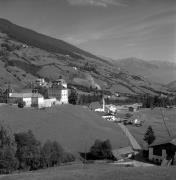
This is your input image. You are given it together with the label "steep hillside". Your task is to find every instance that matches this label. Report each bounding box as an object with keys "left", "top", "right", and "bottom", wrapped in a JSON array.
[
  {"left": 112, "top": 57, "right": 176, "bottom": 84},
  {"left": 0, "top": 19, "right": 169, "bottom": 95},
  {"left": 0, "top": 18, "right": 106, "bottom": 62},
  {"left": 0, "top": 105, "right": 129, "bottom": 152}
]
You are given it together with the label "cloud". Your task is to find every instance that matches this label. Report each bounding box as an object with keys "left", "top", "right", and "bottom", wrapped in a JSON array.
[{"left": 66, "top": 0, "right": 127, "bottom": 7}]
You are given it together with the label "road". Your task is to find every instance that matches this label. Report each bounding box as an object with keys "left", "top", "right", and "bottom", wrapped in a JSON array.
[{"left": 118, "top": 123, "right": 142, "bottom": 150}]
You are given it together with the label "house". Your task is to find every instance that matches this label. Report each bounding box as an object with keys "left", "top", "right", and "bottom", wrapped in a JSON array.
[
  {"left": 102, "top": 114, "right": 117, "bottom": 121},
  {"left": 9, "top": 92, "right": 44, "bottom": 107},
  {"left": 106, "top": 104, "right": 117, "bottom": 114},
  {"left": 52, "top": 78, "right": 67, "bottom": 88},
  {"left": 148, "top": 136, "right": 176, "bottom": 165},
  {"left": 41, "top": 98, "right": 57, "bottom": 108},
  {"left": 47, "top": 84, "right": 68, "bottom": 104},
  {"left": 35, "top": 78, "right": 46, "bottom": 86},
  {"left": 95, "top": 97, "right": 105, "bottom": 112}
]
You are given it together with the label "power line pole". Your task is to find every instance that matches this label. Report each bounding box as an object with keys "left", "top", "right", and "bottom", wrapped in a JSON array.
[{"left": 159, "top": 97, "right": 171, "bottom": 137}]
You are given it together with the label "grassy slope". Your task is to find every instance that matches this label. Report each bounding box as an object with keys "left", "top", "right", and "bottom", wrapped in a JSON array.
[
  {"left": 127, "top": 108, "right": 176, "bottom": 147},
  {"left": 0, "top": 105, "right": 129, "bottom": 153},
  {"left": 0, "top": 164, "right": 176, "bottom": 180}
]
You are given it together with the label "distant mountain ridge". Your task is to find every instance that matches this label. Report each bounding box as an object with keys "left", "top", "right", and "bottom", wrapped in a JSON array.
[
  {"left": 0, "top": 18, "right": 170, "bottom": 95},
  {"left": 111, "top": 57, "right": 176, "bottom": 84}
]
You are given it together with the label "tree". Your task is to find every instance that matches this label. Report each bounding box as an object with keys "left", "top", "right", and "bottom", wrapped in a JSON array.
[
  {"left": 15, "top": 130, "right": 41, "bottom": 170},
  {"left": 89, "top": 139, "right": 115, "bottom": 160},
  {"left": 68, "top": 89, "right": 78, "bottom": 105},
  {"left": 0, "top": 123, "right": 18, "bottom": 174},
  {"left": 143, "top": 126, "right": 156, "bottom": 145}
]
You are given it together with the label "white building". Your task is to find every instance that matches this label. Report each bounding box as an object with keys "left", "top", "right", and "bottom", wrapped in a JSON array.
[
  {"left": 95, "top": 97, "right": 105, "bottom": 112},
  {"left": 47, "top": 85, "right": 68, "bottom": 104},
  {"left": 9, "top": 93, "right": 44, "bottom": 107},
  {"left": 41, "top": 98, "right": 57, "bottom": 108},
  {"left": 102, "top": 114, "right": 117, "bottom": 121}
]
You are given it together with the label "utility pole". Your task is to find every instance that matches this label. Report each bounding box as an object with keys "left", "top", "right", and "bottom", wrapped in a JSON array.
[{"left": 159, "top": 97, "right": 171, "bottom": 137}]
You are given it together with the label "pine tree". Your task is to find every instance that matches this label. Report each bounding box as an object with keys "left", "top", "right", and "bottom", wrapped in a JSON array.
[{"left": 143, "top": 126, "right": 156, "bottom": 145}]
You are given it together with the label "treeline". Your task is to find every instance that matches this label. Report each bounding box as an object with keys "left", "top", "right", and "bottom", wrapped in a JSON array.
[
  {"left": 78, "top": 94, "right": 103, "bottom": 105},
  {"left": 142, "top": 95, "right": 176, "bottom": 108},
  {"left": 0, "top": 124, "right": 75, "bottom": 174},
  {"left": 105, "top": 95, "right": 176, "bottom": 108}
]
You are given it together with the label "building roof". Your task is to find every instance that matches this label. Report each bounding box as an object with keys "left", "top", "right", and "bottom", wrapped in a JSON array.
[
  {"left": 50, "top": 84, "right": 67, "bottom": 90},
  {"left": 89, "top": 101, "right": 101, "bottom": 110},
  {"left": 9, "top": 93, "right": 43, "bottom": 98},
  {"left": 112, "top": 146, "right": 134, "bottom": 157},
  {"left": 149, "top": 136, "right": 176, "bottom": 147}
]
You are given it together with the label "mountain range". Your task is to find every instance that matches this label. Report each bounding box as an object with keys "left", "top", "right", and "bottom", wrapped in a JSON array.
[
  {"left": 0, "top": 18, "right": 174, "bottom": 95},
  {"left": 112, "top": 57, "right": 176, "bottom": 85}
]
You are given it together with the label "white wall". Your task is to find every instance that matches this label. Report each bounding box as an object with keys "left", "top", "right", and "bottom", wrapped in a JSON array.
[
  {"left": 149, "top": 147, "right": 167, "bottom": 163},
  {"left": 23, "top": 97, "right": 32, "bottom": 107},
  {"left": 60, "top": 89, "right": 68, "bottom": 104}
]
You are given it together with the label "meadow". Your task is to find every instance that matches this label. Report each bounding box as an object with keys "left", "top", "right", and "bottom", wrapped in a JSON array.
[
  {"left": 0, "top": 163, "right": 175, "bottom": 180},
  {"left": 0, "top": 104, "right": 129, "bottom": 153},
  {"left": 127, "top": 108, "right": 176, "bottom": 147}
]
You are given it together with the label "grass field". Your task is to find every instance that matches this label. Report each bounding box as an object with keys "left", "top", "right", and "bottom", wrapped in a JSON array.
[
  {"left": 0, "top": 104, "right": 129, "bottom": 153},
  {"left": 127, "top": 108, "right": 176, "bottom": 147},
  {"left": 0, "top": 163, "right": 176, "bottom": 180}
]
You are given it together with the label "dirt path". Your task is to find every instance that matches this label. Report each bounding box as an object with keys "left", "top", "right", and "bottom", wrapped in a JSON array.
[{"left": 118, "top": 123, "right": 142, "bottom": 150}]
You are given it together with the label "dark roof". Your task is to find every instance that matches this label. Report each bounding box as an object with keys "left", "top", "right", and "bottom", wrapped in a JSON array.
[{"left": 149, "top": 136, "right": 176, "bottom": 147}]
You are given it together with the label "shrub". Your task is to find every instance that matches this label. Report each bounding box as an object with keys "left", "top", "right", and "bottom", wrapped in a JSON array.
[
  {"left": 41, "top": 140, "right": 75, "bottom": 167},
  {"left": 18, "top": 101, "right": 25, "bottom": 108},
  {"left": 89, "top": 139, "right": 115, "bottom": 160}
]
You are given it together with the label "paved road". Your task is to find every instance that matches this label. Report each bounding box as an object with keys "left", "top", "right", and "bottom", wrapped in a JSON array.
[{"left": 118, "top": 123, "right": 142, "bottom": 150}]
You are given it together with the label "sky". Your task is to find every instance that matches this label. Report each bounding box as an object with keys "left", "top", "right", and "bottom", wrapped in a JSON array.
[{"left": 0, "top": 0, "right": 175, "bottom": 61}]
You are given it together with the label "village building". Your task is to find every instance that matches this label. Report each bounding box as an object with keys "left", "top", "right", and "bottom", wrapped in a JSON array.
[
  {"left": 102, "top": 113, "right": 117, "bottom": 122},
  {"left": 52, "top": 79, "right": 67, "bottom": 88},
  {"left": 148, "top": 136, "right": 176, "bottom": 165},
  {"left": 95, "top": 97, "right": 106, "bottom": 112},
  {"left": 8, "top": 92, "right": 58, "bottom": 108},
  {"left": 8, "top": 92, "right": 44, "bottom": 107},
  {"left": 35, "top": 78, "right": 47, "bottom": 87},
  {"left": 47, "top": 79, "right": 68, "bottom": 104}
]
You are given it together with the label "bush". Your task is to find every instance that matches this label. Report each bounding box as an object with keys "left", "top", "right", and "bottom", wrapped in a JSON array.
[
  {"left": 89, "top": 139, "right": 115, "bottom": 160},
  {"left": 41, "top": 140, "right": 75, "bottom": 167},
  {"left": 18, "top": 101, "right": 25, "bottom": 108}
]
